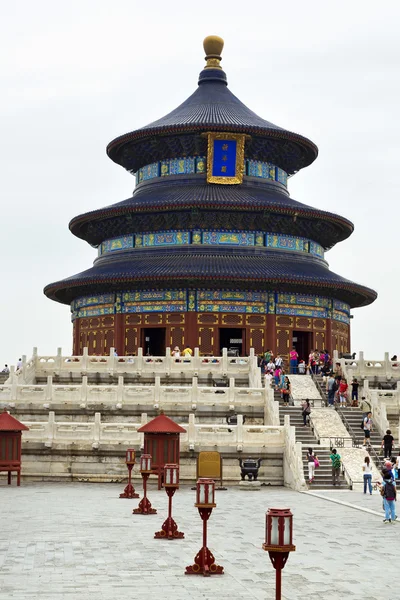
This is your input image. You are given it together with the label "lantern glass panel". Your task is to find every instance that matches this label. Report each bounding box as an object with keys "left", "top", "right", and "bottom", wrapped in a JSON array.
[
  {"left": 284, "top": 516, "right": 291, "bottom": 546},
  {"left": 172, "top": 468, "right": 178, "bottom": 485},
  {"left": 199, "top": 482, "right": 206, "bottom": 505},
  {"left": 271, "top": 516, "right": 279, "bottom": 545},
  {"left": 165, "top": 468, "right": 171, "bottom": 485}
]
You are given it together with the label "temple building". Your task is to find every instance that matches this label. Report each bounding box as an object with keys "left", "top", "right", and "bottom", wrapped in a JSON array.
[{"left": 44, "top": 36, "right": 376, "bottom": 359}]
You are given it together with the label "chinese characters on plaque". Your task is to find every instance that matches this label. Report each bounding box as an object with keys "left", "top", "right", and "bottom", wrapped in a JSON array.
[{"left": 206, "top": 133, "right": 246, "bottom": 184}]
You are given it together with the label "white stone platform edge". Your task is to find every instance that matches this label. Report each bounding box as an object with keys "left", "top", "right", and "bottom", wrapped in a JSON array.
[
  {"left": 239, "top": 480, "right": 261, "bottom": 490},
  {"left": 302, "top": 490, "right": 398, "bottom": 521}
]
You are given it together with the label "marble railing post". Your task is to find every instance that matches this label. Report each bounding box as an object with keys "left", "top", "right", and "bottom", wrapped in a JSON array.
[
  {"left": 191, "top": 377, "right": 198, "bottom": 409},
  {"left": 188, "top": 413, "right": 196, "bottom": 449},
  {"left": 222, "top": 347, "right": 228, "bottom": 375},
  {"left": 82, "top": 347, "right": 88, "bottom": 371},
  {"left": 80, "top": 376, "right": 88, "bottom": 407},
  {"left": 44, "top": 411, "right": 55, "bottom": 448},
  {"left": 21, "top": 355, "right": 27, "bottom": 381},
  {"left": 45, "top": 376, "right": 53, "bottom": 402},
  {"left": 140, "top": 413, "right": 147, "bottom": 449},
  {"left": 154, "top": 376, "right": 161, "bottom": 406},
  {"left": 93, "top": 412, "right": 101, "bottom": 449},
  {"left": 10, "top": 367, "right": 17, "bottom": 401},
  {"left": 358, "top": 351, "right": 365, "bottom": 378},
  {"left": 108, "top": 347, "right": 115, "bottom": 373},
  {"left": 384, "top": 352, "right": 390, "bottom": 378},
  {"left": 56, "top": 348, "right": 62, "bottom": 373},
  {"left": 137, "top": 347, "right": 143, "bottom": 375},
  {"left": 236, "top": 414, "right": 243, "bottom": 451},
  {"left": 228, "top": 378, "right": 235, "bottom": 408},
  {"left": 193, "top": 347, "right": 200, "bottom": 375},
  {"left": 117, "top": 376, "right": 124, "bottom": 407},
  {"left": 264, "top": 384, "right": 279, "bottom": 426},
  {"left": 165, "top": 347, "right": 171, "bottom": 374},
  {"left": 32, "top": 347, "right": 38, "bottom": 369}
]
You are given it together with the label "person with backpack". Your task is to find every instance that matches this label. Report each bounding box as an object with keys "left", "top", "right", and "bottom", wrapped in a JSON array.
[
  {"left": 362, "top": 456, "right": 373, "bottom": 494},
  {"left": 362, "top": 412, "right": 373, "bottom": 448},
  {"left": 330, "top": 449, "right": 341, "bottom": 486},
  {"left": 378, "top": 470, "right": 397, "bottom": 523}
]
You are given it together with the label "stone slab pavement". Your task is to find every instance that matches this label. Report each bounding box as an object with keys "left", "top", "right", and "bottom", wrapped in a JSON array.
[{"left": 0, "top": 481, "right": 397, "bottom": 600}]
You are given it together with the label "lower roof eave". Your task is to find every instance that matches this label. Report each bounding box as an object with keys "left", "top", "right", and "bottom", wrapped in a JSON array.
[{"left": 43, "top": 274, "right": 377, "bottom": 309}]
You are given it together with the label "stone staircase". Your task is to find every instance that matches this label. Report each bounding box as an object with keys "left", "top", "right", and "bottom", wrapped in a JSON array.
[{"left": 275, "top": 389, "right": 349, "bottom": 489}]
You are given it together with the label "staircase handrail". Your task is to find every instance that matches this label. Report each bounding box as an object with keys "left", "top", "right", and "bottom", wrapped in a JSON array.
[
  {"left": 310, "top": 372, "right": 326, "bottom": 406},
  {"left": 328, "top": 436, "right": 360, "bottom": 449},
  {"left": 334, "top": 406, "right": 360, "bottom": 445},
  {"left": 335, "top": 406, "right": 383, "bottom": 471},
  {"left": 340, "top": 461, "right": 355, "bottom": 490}
]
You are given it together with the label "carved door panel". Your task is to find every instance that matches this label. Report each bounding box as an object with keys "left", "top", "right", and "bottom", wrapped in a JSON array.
[
  {"left": 87, "top": 331, "right": 97, "bottom": 355},
  {"left": 199, "top": 327, "right": 215, "bottom": 355},
  {"left": 170, "top": 326, "right": 185, "bottom": 350},
  {"left": 125, "top": 327, "right": 139, "bottom": 355},
  {"left": 249, "top": 328, "right": 265, "bottom": 354},
  {"left": 276, "top": 329, "right": 290, "bottom": 363},
  {"left": 79, "top": 331, "right": 87, "bottom": 354},
  {"left": 104, "top": 329, "right": 114, "bottom": 355},
  {"left": 315, "top": 331, "right": 325, "bottom": 351}
]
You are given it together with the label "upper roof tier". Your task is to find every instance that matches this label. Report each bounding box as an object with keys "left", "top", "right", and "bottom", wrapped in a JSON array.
[{"left": 106, "top": 36, "right": 318, "bottom": 176}]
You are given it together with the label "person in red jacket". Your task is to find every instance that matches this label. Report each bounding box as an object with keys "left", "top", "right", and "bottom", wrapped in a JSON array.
[{"left": 339, "top": 378, "right": 349, "bottom": 407}]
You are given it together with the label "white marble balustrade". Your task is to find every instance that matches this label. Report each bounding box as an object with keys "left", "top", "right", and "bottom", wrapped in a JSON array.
[
  {"left": 6, "top": 347, "right": 259, "bottom": 385},
  {"left": 0, "top": 376, "right": 272, "bottom": 415},
  {"left": 20, "top": 411, "right": 285, "bottom": 452}
]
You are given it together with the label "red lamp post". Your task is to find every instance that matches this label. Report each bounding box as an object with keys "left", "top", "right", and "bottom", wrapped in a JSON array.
[
  {"left": 262, "top": 508, "right": 296, "bottom": 600},
  {"left": 185, "top": 478, "right": 223, "bottom": 576},
  {"left": 154, "top": 463, "right": 184, "bottom": 539},
  {"left": 132, "top": 454, "right": 157, "bottom": 515},
  {"left": 119, "top": 449, "right": 139, "bottom": 498}
]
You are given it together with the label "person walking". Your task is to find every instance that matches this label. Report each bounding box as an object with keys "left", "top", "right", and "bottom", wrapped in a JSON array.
[
  {"left": 363, "top": 412, "right": 373, "bottom": 448},
  {"left": 396, "top": 452, "right": 400, "bottom": 481},
  {"left": 289, "top": 347, "right": 298, "bottom": 374},
  {"left": 351, "top": 378, "right": 359, "bottom": 406},
  {"left": 338, "top": 378, "right": 348, "bottom": 407},
  {"left": 330, "top": 448, "right": 341, "bottom": 486},
  {"left": 280, "top": 375, "right": 291, "bottom": 406},
  {"left": 326, "top": 372, "right": 336, "bottom": 407},
  {"left": 379, "top": 470, "right": 397, "bottom": 523},
  {"left": 302, "top": 399, "right": 311, "bottom": 426},
  {"left": 273, "top": 365, "right": 282, "bottom": 390},
  {"left": 363, "top": 456, "right": 373, "bottom": 495},
  {"left": 306, "top": 447, "right": 318, "bottom": 484},
  {"left": 382, "top": 430, "right": 394, "bottom": 459}
]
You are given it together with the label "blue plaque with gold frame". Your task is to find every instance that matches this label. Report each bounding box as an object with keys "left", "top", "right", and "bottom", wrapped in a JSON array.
[{"left": 206, "top": 132, "right": 246, "bottom": 184}]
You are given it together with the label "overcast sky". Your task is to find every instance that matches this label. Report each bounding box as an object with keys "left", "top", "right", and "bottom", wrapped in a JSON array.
[{"left": 1, "top": 0, "right": 399, "bottom": 367}]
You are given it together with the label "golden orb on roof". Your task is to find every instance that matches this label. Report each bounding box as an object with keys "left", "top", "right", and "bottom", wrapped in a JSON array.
[{"left": 203, "top": 35, "right": 224, "bottom": 69}]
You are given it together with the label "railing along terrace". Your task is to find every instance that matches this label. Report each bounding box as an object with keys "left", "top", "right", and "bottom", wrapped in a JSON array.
[
  {"left": 0, "top": 376, "right": 274, "bottom": 418},
  {"left": 21, "top": 411, "right": 286, "bottom": 452},
  {"left": 9, "top": 347, "right": 259, "bottom": 384},
  {"left": 334, "top": 350, "right": 400, "bottom": 380}
]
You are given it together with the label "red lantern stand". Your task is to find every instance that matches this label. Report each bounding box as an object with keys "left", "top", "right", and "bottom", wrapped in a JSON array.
[
  {"left": 0, "top": 410, "right": 29, "bottom": 486},
  {"left": 262, "top": 508, "right": 296, "bottom": 600},
  {"left": 133, "top": 454, "right": 157, "bottom": 515},
  {"left": 119, "top": 449, "right": 139, "bottom": 498},
  {"left": 137, "top": 414, "right": 186, "bottom": 489},
  {"left": 185, "top": 478, "right": 224, "bottom": 576},
  {"left": 154, "top": 463, "right": 184, "bottom": 539}
]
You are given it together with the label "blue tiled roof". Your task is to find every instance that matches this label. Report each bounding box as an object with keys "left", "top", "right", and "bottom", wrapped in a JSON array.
[
  {"left": 44, "top": 247, "right": 377, "bottom": 308},
  {"left": 106, "top": 67, "right": 318, "bottom": 175},
  {"left": 69, "top": 178, "right": 353, "bottom": 249}
]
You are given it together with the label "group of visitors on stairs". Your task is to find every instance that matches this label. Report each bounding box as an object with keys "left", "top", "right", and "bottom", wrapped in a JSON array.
[{"left": 259, "top": 348, "right": 333, "bottom": 377}]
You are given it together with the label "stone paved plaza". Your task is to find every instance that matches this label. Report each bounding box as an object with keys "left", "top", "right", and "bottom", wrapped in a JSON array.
[{"left": 0, "top": 481, "right": 397, "bottom": 600}]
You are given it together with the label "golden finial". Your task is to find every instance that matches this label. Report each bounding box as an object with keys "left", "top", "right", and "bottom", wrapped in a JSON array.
[{"left": 203, "top": 35, "right": 224, "bottom": 70}]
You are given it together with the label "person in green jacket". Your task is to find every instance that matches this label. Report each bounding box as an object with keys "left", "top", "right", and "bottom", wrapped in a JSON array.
[{"left": 330, "top": 449, "right": 341, "bottom": 486}]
